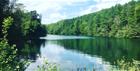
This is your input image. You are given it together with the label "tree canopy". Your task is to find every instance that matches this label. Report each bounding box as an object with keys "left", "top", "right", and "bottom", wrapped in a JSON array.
[
  {"left": 0, "top": 0, "right": 47, "bottom": 40},
  {"left": 47, "top": 0, "right": 140, "bottom": 38}
]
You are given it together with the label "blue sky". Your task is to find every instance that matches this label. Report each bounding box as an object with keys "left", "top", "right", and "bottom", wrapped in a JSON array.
[{"left": 17, "top": 0, "right": 131, "bottom": 24}]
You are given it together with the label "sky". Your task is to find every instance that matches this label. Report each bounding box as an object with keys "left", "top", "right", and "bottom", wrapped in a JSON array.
[{"left": 17, "top": 0, "right": 131, "bottom": 24}]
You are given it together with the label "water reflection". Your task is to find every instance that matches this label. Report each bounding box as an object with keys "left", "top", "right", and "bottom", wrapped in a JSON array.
[
  {"left": 17, "top": 39, "right": 45, "bottom": 60},
  {"left": 26, "top": 42, "right": 114, "bottom": 71},
  {"left": 21, "top": 35, "right": 140, "bottom": 71},
  {"left": 53, "top": 38, "right": 140, "bottom": 64}
]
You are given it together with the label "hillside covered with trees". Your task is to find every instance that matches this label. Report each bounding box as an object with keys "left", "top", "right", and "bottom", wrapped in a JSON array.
[{"left": 47, "top": 0, "right": 140, "bottom": 38}]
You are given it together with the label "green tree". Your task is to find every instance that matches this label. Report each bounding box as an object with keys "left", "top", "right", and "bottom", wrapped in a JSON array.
[
  {"left": 47, "top": 0, "right": 140, "bottom": 38},
  {"left": 0, "top": 17, "right": 26, "bottom": 71}
]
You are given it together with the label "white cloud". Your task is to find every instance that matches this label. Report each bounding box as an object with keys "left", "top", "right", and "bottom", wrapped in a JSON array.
[
  {"left": 43, "top": 13, "right": 67, "bottom": 24},
  {"left": 18, "top": 0, "right": 88, "bottom": 24},
  {"left": 79, "top": 0, "right": 131, "bottom": 16},
  {"left": 79, "top": 5, "right": 97, "bottom": 15},
  {"left": 94, "top": 0, "right": 131, "bottom": 11},
  {"left": 18, "top": 0, "right": 131, "bottom": 24}
]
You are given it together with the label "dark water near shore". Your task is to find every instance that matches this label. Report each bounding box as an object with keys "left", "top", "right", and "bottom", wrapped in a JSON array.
[{"left": 17, "top": 35, "right": 140, "bottom": 71}]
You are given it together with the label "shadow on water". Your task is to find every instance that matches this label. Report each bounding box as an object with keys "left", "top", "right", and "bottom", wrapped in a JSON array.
[{"left": 9, "top": 38, "right": 46, "bottom": 61}]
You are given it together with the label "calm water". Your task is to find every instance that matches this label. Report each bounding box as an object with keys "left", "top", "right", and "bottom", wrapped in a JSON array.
[{"left": 18, "top": 35, "right": 140, "bottom": 71}]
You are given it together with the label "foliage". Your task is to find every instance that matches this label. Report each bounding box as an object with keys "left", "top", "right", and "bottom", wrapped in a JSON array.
[
  {"left": 2, "top": 17, "right": 13, "bottom": 38},
  {"left": 37, "top": 58, "right": 58, "bottom": 71},
  {"left": 0, "top": 0, "right": 47, "bottom": 40},
  {"left": 0, "top": 0, "right": 47, "bottom": 70},
  {"left": 0, "top": 0, "right": 10, "bottom": 37},
  {"left": 0, "top": 0, "right": 47, "bottom": 71},
  {"left": 115, "top": 59, "right": 140, "bottom": 71},
  {"left": 47, "top": 0, "right": 140, "bottom": 38},
  {"left": 0, "top": 40, "right": 27, "bottom": 71},
  {"left": 9, "top": 10, "right": 47, "bottom": 40},
  {"left": 0, "top": 17, "right": 27, "bottom": 71}
]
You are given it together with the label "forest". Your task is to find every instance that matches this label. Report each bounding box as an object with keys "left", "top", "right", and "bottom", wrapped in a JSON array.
[
  {"left": 0, "top": 0, "right": 47, "bottom": 70},
  {"left": 47, "top": 0, "right": 140, "bottom": 38}
]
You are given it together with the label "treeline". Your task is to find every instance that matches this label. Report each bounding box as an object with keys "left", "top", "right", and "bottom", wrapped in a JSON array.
[
  {"left": 0, "top": 0, "right": 47, "bottom": 41},
  {"left": 47, "top": 0, "right": 140, "bottom": 38}
]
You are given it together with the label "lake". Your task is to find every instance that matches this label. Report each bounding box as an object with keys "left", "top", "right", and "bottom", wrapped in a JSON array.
[{"left": 18, "top": 35, "right": 140, "bottom": 71}]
